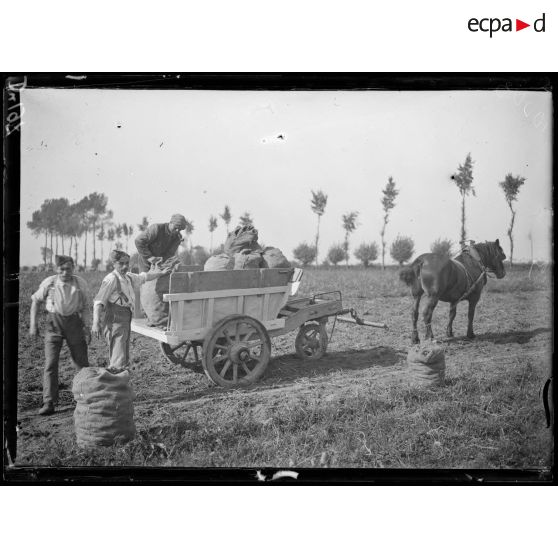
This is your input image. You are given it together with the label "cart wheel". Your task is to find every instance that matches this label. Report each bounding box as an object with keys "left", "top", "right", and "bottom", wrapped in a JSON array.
[
  {"left": 295, "top": 322, "right": 328, "bottom": 360},
  {"left": 202, "top": 314, "right": 271, "bottom": 387},
  {"left": 159, "top": 341, "right": 202, "bottom": 370}
]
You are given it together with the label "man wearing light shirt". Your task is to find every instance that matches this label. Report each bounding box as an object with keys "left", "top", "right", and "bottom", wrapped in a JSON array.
[
  {"left": 92, "top": 250, "right": 170, "bottom": 371},
  {"left": 29, "top": 255, "right": 91, "bottom": 416}
]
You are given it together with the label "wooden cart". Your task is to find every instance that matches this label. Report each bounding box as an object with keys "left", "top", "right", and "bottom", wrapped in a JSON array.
[{"left": 131, "top": 267, "right": 386, "bottom": 387}]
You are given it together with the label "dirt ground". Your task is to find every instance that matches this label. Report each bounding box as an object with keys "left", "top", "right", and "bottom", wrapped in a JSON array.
[{"left": 13, "top": 268, "right": 552, "bottom": 468}]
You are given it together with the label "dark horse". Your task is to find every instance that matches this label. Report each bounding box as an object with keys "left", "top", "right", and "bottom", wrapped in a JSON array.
[{"left": 399, "top": 239, "right": 506, "bottom": 344}]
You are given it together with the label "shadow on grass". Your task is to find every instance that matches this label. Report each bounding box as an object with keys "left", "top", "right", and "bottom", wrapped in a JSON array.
[
  {"left": 135, "top": 346, "right": 407, "bottom": 406},
  {"left": 444, "top": 327, "right": 551, "bottom": 346},
  {"left": 263, "top": 345, "right": 406, "bottom": 383}
]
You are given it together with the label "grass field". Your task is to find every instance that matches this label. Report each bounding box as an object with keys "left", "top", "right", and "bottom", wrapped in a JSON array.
[{"left": 13, "top": 264, "right": 553, "bottom": 470}]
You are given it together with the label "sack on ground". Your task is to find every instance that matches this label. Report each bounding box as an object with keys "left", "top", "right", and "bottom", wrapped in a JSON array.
[
  {"left": 72, "top": 367, "right": 136, "bottom": 447},
  {"left": 140, "top": 257, "right": 175, "bottom": 326},
  {"left": 234, "top": 250, "right": 263, "bottom": 269},
  {"left": 406, "top": 342, "right": 445, "bottom": 386},
  {"left": 261, "top": 246, "right": 290, "bottom": 268},
  {"left": 204, "top": 253, "right": 234, "bottom": 271},
  {"left": 224, "top": 224, "right": 261, "bottom": 255}
]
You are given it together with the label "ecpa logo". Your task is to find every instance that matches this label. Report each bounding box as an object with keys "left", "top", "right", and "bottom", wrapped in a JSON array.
[{"left": 468, "top": 12, "right": 546, "bottom": 37}]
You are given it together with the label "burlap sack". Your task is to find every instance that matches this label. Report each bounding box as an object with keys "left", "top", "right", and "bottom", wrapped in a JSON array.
[
  {"left": 72, "top": 367, "right": 136, "bottom": 447},
  {"left": 261, "top": 246, "right": 290, "bottom": 268},
  {"left": 204, "top": 253, "right": 234, "bottom": 271},
  {"left": 224, "top": 225, "right": 261, "bottom": 255},
  {"left": 234, "top": 250, "right": 263, "bottom": 269},
  {"left": 406, "top": 342, "right": 446, "bottom": 386},
  {"left": 139, "top": 257, "right": 177, "bottom": 327}
]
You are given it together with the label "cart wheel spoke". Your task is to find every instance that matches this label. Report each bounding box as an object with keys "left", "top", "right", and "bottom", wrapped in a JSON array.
[
  {"left": 160, "top": 342, "right": 203, "bottom": 370},
  {"left": 202, "top": 314, "right": 271, "bottom": 387},
  {"left": 219, "top": 359, "right": 232, "bottom": 378},
  {"left": 213, "top": 353, "right": 228, "bottom": 363},
  {"left": 242, "top": 331, "right": 255, "bottom": 343},
  {"left": 295, "top": 323, "right": 328, "bottom": 361},
  {"left": 223, "top": 329, "right": 234, "bottom": 345}
]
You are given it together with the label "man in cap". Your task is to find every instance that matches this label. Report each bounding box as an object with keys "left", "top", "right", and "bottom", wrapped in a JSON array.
[
  {"left": 29, "top": 255, "right": 91, "bottom": 415},
  {"left": 92, "top": 250, "right": 170, "bottom": 370},
  {"left": 134, "top": 214, "right": 187, "bottom": 272}
]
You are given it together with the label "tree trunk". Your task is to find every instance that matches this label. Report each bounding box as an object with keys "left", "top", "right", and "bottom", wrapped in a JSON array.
[
  {"left": 74, "top": 237, "right": 79, "bottom": 263},
  {"left": 61, "top": 235, "right": 65, "bottom": 254},
  {"left": 49, "top": 232, "right": 53, "bottom": 265},
  {"left": 92, "top": 221, "right": 96, "bottom": 262},
  {"left": 84, "top": 229, "right": 88, "bottom": 269},
  {"left": 55, "top": 234, "right": 58, "bottom": 257},
  {"left": 380, "top": 214, "right": 389, "bottom": 271},
  {"left": 44, "top": 231, "right": 48, "bottom": 265},
  {"left": 508, "top": 208, "right": 516, "bottom": 269},
  {"left": 460, "top": 193, "right": 466, "bottom": 243},
  {"left": 69, "top": 236, "right": 73, "bottom": 255},
  {"left": 315, "top": 216, "right": 321, "bottom": 268},
  {"left": 344, "top": 235, "right": 349, "bottom": 268}
]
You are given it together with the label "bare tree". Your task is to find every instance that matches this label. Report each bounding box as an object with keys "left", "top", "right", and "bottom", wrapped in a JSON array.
[
  {"left": 341, "top": 212, "right": 359, "bottom": 267},
  {"left": 354, "top": 242, "right": 379, "bottom": 268},
  {"left": 208, "top": 215, "right": 218, "bottom": 252},
  {"left": 499, "top": 173, "right": 526, "bottom": 268},
  {"left": 430, "top": 238, "right": 453, "bottom": 258},
  {"left": 239, "top": 212, "right": 253, "bottom": 227},
  {"left": 310, "top": 190, "right": 328, "bottom": 267},
  {"left": 390, "top": 235, "right": 415, "bottom": 265},
  {"left": 380, "top": 177, "right": 398, "bottom": 270},
  {"left": 184, "top": 219, "right": 195, "bottom": 252},
  {"left": 453, "top": 153, "right": 475, "bottom": 243},
  {"left": 138, "top": 216, "right": 149, "bottom": 232},
  {"left": 220, "top": 205, "right": 232, "bottom": 235}
]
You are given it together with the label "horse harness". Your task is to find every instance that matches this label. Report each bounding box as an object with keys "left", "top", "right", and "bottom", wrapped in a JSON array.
[{"left": 453, "top": 246, "right": 488, "bottom": 302}]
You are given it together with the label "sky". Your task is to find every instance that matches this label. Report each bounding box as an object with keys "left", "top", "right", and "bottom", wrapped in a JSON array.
[{"left": 19, "top": 87, "right": 552, "bottom": 267}]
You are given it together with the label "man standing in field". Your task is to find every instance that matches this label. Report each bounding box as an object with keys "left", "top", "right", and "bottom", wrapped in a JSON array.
[
  {"left": 29, "top": 255, "right": 91, "bottom": 415},
  {"left": 134, "top": 214, "right": 187, "bottom": 272}
]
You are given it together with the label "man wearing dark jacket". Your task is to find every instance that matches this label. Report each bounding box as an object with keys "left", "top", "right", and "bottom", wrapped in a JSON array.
[{"left": 134, "top": 214, "right": 187, "bottom": 271}]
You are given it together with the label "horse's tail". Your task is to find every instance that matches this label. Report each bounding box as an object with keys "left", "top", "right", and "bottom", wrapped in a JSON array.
[{"left": 399, "top": 257, "right": 422, "bottom": 286}]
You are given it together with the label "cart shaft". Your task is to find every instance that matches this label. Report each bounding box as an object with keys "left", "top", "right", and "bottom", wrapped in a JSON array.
[{"left": 336, "top": 315, "right": 388, "bottom": 329}]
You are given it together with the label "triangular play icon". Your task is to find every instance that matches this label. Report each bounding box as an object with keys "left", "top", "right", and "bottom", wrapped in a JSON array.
[{"left": 516, "top": 19, "right": 530, "bottom": 31}]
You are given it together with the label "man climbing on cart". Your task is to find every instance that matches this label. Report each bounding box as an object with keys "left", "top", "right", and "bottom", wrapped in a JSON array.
[{"left": 134, "top": 213, "right": 187, "bottom": 272}]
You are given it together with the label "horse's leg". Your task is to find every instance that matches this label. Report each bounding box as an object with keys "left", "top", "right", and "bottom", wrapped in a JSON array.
[
  {"left": 411, "top": 290, "right": 422, "bottom": 345},
  {"left": 422, "top": 295, "right": 439, "bottom": 341},
  {"left": 466, "top": 295, "right": 480, "bottom": 339},
  {"left": 446, "top": 302, "right": 457, "bottom": 338}
]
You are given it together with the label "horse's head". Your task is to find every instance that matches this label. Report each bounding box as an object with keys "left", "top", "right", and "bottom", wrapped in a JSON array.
[{"left": 479, "top": 239, "right": 506, "bottom": 278}]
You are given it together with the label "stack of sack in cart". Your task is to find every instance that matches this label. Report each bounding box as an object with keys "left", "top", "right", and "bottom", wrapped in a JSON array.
[{"left": 204, "top": 224, "right": 290, "bottom": 270}]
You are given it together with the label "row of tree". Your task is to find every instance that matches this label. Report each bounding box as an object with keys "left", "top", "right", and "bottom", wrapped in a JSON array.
[
  {"left": 27, "top": 193, "right": 148, "bottom": 269},
  {"left": 27, "top": 194, "right": 259, "bottom": 270},
  {"left": 292, "top": 236, "right": 454, "bottom": 267},
  {"left": 306, "top": 154, "right": 525, "bottom": 269},
  {"left": 27, "top": 154, "right": 526, "bottom": 269}
]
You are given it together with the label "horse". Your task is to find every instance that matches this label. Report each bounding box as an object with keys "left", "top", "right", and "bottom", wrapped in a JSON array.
[{"left": 399, "top": 239, "right": 507, "bottom": 344}]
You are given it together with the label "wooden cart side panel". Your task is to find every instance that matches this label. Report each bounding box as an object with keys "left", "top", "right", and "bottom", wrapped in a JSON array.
[
  {"left": 260, "top": 268, "right": 293, "bottom": 287},
  {"left": 168, "top": 287, "right": 291, "bottom": 331},
  {"left": 169, "top": 269, "right": 261, "bottom": 294},
  {"left": 169, "top": 268, "right": 293, "bottom": 294}
]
